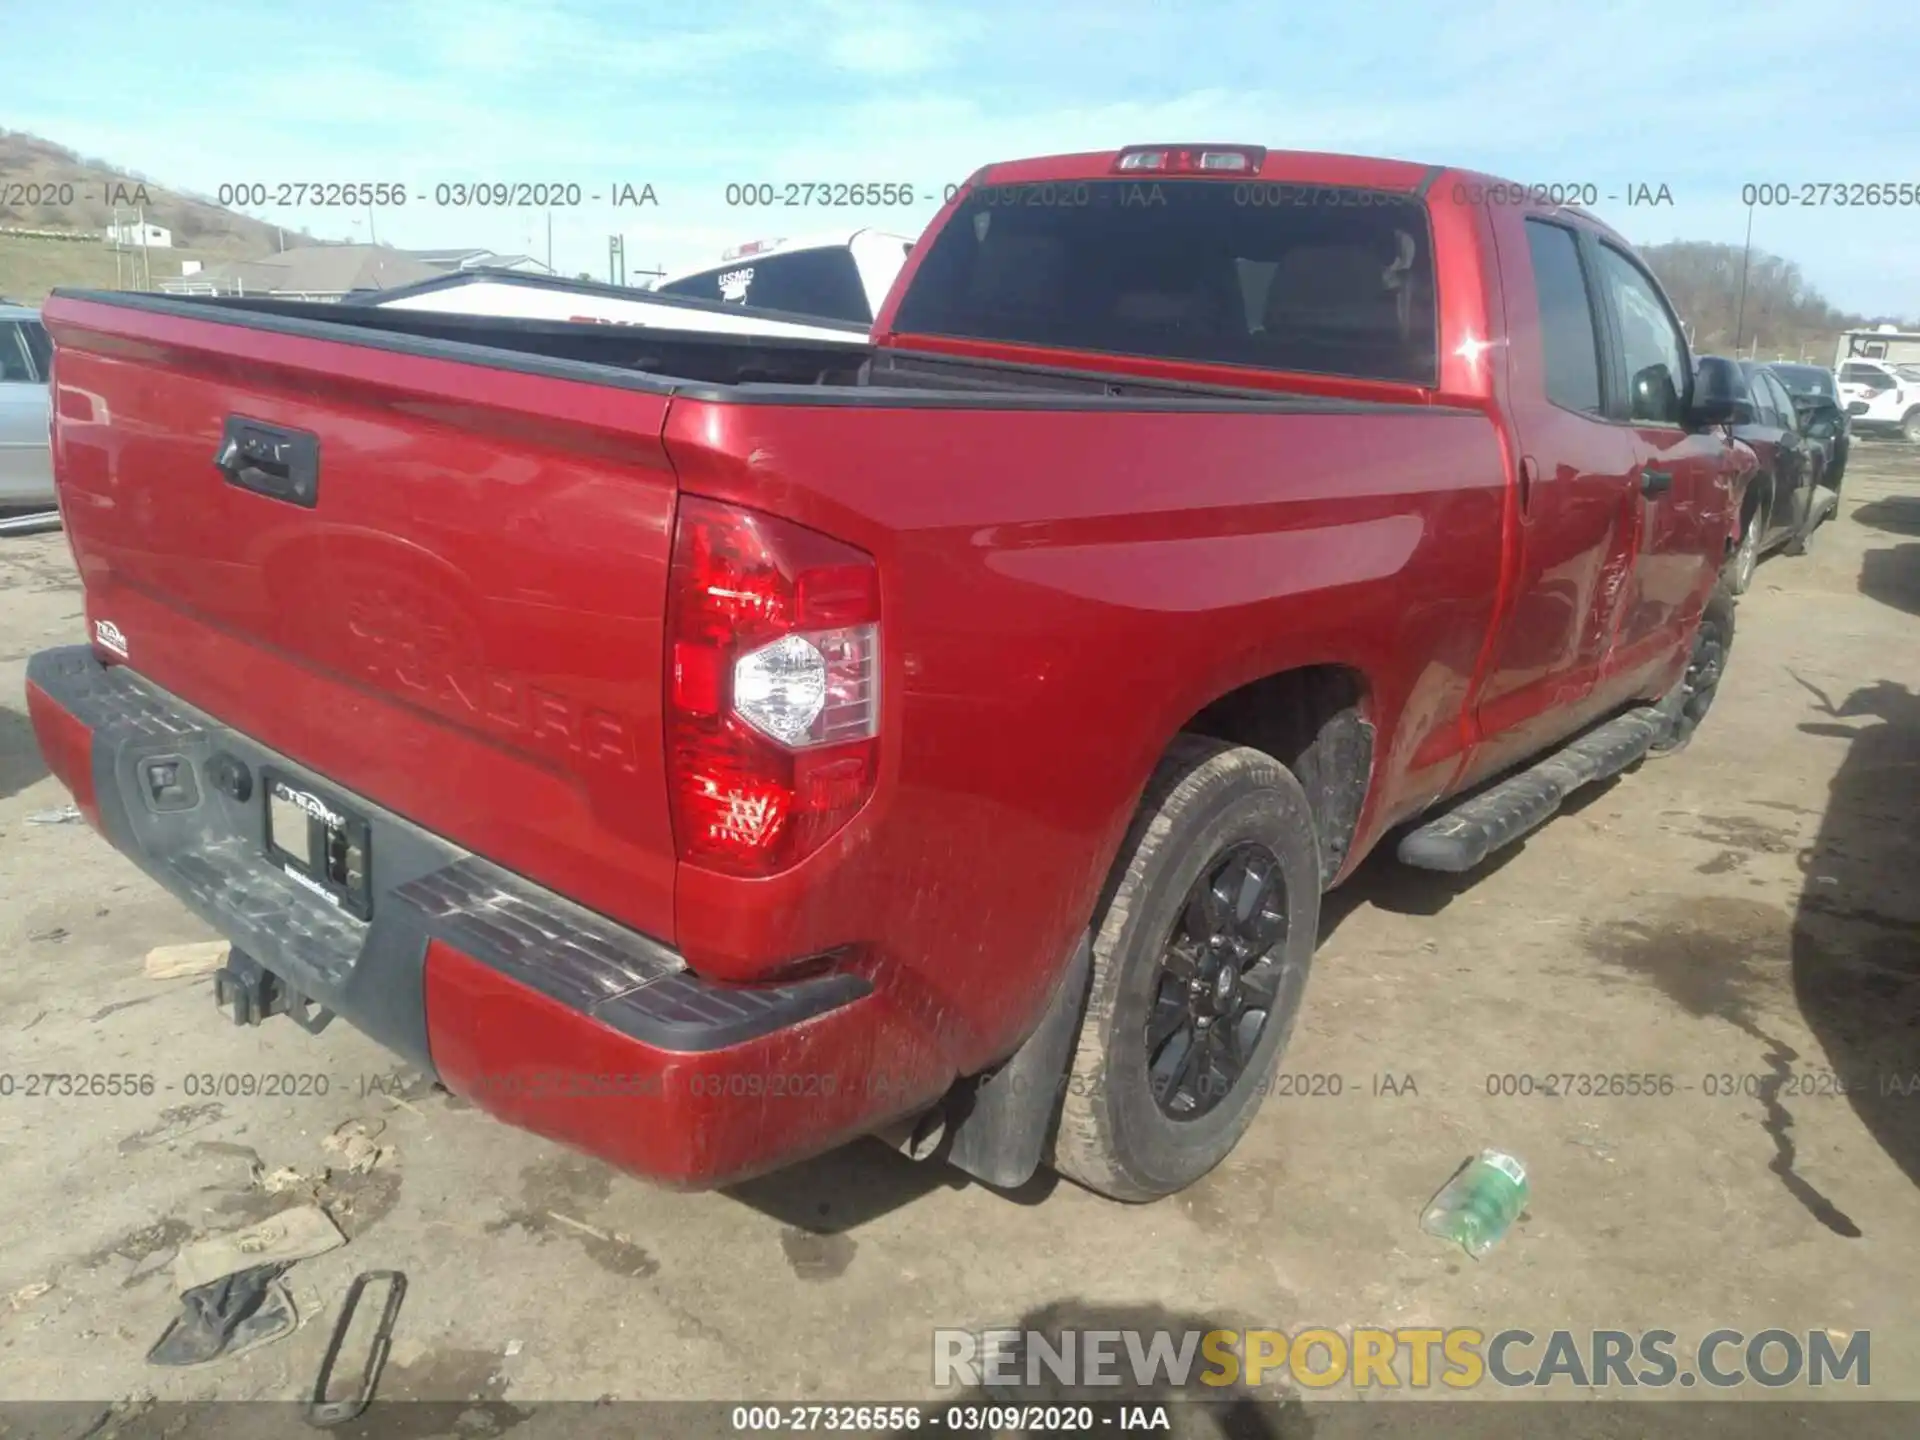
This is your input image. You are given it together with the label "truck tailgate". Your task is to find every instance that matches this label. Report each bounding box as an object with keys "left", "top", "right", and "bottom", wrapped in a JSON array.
[{"left": 42, "top": 294, "right": 681, "bottom": 945}]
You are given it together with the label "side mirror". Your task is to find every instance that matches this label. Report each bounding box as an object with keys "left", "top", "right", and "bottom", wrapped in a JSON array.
[
  {"left": 1687, "top": 356, "right": 1742, "bottom": 429},
  {"left": 1630, "top": 363, "right": 1680, "bottom": 424}
]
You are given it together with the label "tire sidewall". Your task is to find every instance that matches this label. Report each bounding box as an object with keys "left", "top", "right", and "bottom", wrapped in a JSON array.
[{"left": 1085, "top": 762, "right": 1320, "bottom": 1197}]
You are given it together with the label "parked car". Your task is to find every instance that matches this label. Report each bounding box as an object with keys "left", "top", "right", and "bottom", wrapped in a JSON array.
[
  {"left": 0, "top": 303, "right": 54, "bottom": 509},
  {"left": 1770, "top": 361, "right": 1850, "bottom": 491},
  {"left": 1836, "top": 357, "right": 1920, "bottom": 442},
  {"left": 29, "top": 144, "right": 1749, "bottom": 1202},
  {"left": 1706, "top": 357, "right": 1823, "bottom": 593}
]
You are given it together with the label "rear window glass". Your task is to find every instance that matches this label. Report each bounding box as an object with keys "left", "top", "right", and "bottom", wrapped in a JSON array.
[
  {"left": 655, "top": 248, "right": 871, "bottom": 324},
  {"left": 892, "top": 180, "right": 1437, "bottom": 384},
  {"left": 1770, "top": 364, "right": 1835, "bottom": 399}
]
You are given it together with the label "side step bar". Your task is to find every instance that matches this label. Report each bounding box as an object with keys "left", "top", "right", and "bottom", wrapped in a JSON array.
[{"left": 1397, "top": 705, "right": 1667, "bottom": 872}]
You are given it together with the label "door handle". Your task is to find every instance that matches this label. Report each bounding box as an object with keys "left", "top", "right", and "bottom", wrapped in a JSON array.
[
  {"left": 214, "top": 416, "right": 320, "bottom": 508},
  {"left": 1640, "top": 467, "right": 1673, "bottom": 497}
]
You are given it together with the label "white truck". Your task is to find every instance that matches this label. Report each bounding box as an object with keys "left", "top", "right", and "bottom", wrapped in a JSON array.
[{"left": 358, "top": 228, "right": 914, "bottom": 343}]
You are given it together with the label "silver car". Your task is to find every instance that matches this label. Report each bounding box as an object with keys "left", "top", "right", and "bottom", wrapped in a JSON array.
[{"left": 0, "top": 303, "right": 54, "bottom": 508}]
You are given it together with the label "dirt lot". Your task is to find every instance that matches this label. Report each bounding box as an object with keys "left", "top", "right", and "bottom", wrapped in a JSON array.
[{"left": 1, "top": 448, "right": 1917, "bottom": 1421}]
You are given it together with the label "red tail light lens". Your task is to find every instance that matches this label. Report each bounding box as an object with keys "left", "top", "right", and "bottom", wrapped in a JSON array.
[{"left": 666, "top": 497, "right": 881, "bottom": 876}]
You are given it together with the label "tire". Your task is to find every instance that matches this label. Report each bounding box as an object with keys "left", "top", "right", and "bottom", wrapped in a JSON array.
[
  {"left": 1050, "top": 735, "right": 1321, "bottom": 1202},
  {"left": 1904, "top": 408, "right": 1920, "bottom": 445},
  {"left": 1727, "top": 502, "right": 1761, "bottom": 595},
  {"left": 1648, "top": 575, "right": 1736, "bottom": 757}
]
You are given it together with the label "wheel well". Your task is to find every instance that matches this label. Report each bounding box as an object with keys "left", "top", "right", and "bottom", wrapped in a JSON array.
[{"left": 1182, "top": 665, "right": 1374, "bottom": 888}]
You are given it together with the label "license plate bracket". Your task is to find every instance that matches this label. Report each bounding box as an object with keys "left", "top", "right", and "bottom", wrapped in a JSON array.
[{"left": 263, "top": 770, "right": 373, "bottom": 921}]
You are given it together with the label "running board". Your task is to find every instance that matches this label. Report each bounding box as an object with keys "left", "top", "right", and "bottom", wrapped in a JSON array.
[{"left": 1397, "top": 706, "right": 1666, "bottom": 872}]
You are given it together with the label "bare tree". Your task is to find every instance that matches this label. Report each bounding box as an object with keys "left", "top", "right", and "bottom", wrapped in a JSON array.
[{"left": 1643, "top": 241, "right": 1918, "bottom": 360}]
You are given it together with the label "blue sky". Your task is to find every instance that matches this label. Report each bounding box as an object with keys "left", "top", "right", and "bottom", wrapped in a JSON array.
[{"left": 12, "top": 0, "right": 1920, "bottom": 314}]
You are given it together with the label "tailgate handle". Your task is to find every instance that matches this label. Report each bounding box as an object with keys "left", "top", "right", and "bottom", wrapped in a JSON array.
[{"left": 215, "top": 417, "right": 320, "bottom": 508}]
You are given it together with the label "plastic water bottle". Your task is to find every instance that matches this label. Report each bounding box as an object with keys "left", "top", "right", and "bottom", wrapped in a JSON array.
[{"left": 1421, "top": 1150, "right": 1529, "bottom": 1259}]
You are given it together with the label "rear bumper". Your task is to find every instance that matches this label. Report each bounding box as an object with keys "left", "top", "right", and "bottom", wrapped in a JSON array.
[{"left": 24, "top": 645, "right": 937, "bottom": 1187}]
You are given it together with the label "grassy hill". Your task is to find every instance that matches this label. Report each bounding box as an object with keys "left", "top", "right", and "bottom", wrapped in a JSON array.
[{"left": 0, "top": 130, "right": 346, "bottom": 301}]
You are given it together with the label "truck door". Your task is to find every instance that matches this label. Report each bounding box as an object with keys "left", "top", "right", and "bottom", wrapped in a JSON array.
[
  {"left": 1462, "top": 211, "right": 1641, "bottom": 787},
  {"left": 1587, "top": 239, "right": 1733, "bottom": 703}
]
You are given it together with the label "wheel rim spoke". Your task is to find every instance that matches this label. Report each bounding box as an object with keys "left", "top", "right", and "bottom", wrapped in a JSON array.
[
  {"left": 1146, "top": 992, "right": 1191, "bottom": 1054},
  {"left": 1239, "top": 956, "right": 1283, "bottom": 1006},
  {"left": 1165, "top": 1026, "right": 1205, "bottom": 1109}
]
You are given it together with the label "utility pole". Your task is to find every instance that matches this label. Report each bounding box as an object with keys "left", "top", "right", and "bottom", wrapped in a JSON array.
[{"left": 1732, "top": 201, "right": 1754, "bottom": 354}]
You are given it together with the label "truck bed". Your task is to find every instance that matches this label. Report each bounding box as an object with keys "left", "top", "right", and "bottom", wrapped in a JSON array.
[{"left": 85, "top": 290, "right": 1437, "bottom": 410}]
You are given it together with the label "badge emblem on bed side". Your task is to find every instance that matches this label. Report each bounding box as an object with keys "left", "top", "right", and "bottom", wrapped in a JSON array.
[{"left": 94, "top": 619, "right": 129, "bottom": 658}]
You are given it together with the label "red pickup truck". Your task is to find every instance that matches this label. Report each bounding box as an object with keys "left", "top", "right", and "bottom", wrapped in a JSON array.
[{"left": 27, "top": 145, "right": 1750, "bottom": 1202}]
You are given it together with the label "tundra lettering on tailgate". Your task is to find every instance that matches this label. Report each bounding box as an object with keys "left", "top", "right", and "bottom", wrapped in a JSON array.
[{"left": 345, "top": 595, "right": 640, "bottom": 773}]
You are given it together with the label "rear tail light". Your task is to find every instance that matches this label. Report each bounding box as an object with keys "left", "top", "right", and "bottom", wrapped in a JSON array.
[{"left": 666, "top": 497, "right": 881, "bottom": 876}]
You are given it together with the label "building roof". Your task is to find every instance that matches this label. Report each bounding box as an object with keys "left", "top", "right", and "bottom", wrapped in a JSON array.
[
  {"left": 402, "top": 247, "right": 494, "bottom": 266},
  {"left": 162, "top": 244, "right": 448, "bottom": 296}
]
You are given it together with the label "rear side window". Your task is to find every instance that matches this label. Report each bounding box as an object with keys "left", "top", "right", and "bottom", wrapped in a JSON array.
[
  {"left": 20, "top": 319, "right": 51, "bottom": 379},
  {"left": 1524, "top": 220, "right": 1602, "bottom": 413},
  {"left": 1840, "top": 363, "right": 1890, "bottom": 388},
  {"left": 655, "top": 248, "right": 871, "bottom": 324},
  {"left": 1761, "top": 372, "right": 1797, "bottom": 428},
  {"left": 0, "top": 322, "right": 32, "bottom": 382},
  {"left": 1771, "top": 365, "right": 1834, "bottom": 400},
  {"left": 892, "top": 180, "right": 1438, "bottom": 384}
]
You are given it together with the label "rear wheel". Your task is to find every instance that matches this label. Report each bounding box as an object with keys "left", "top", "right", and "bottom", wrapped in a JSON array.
[
  {"left": 1904, "top": 408, "right": 1920, "bottom": 445},
  {"left": 1050, "top": 736, "right": 1320, "bottom": 1202},
  {"left": 1649, "top": 576, "right": 1736, "bottom": 757}
]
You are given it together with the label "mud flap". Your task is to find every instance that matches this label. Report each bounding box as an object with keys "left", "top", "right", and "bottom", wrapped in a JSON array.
[{"left": 943, "top": 931, "right": 1092, "bottom": 1189}]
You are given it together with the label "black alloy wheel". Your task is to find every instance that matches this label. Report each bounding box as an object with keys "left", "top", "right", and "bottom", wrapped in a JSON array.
[{"left": 1146, "top": 842, "right": 1291, "bottom": 1120}]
